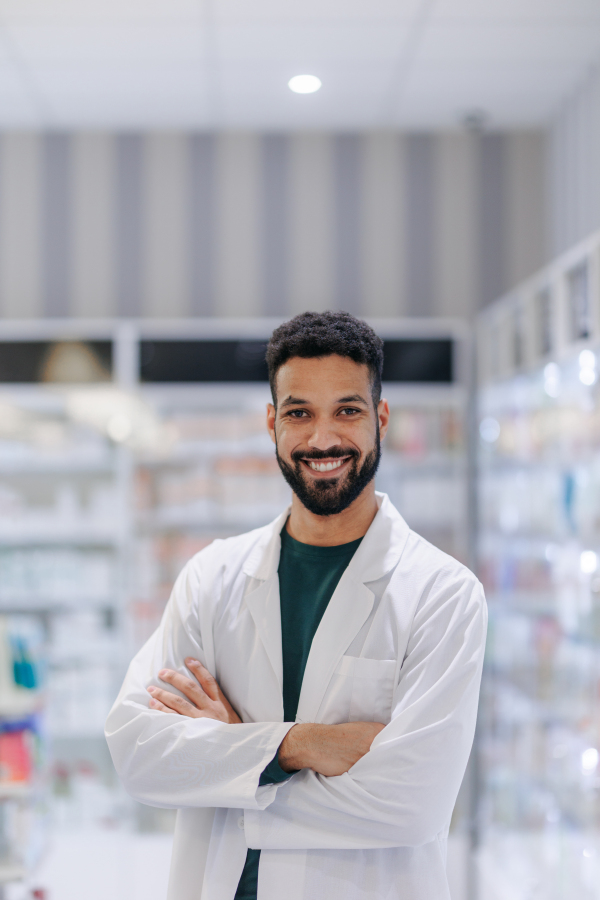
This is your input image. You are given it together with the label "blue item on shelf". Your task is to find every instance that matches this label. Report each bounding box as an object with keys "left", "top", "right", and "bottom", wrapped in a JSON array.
[{"left": 11, "top": 637, "right": 37, "bottom": 690}]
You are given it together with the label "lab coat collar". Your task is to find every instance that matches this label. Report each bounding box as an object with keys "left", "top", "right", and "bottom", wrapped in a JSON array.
[
  {"left": 348, "top": 492, "right": 410, "bottom": 585},
  {"left": 242, "top": 492, "right": 410, "bottom": 587},
  {"left": 242, "top": 506, "right": 290, "bottom": 582}
]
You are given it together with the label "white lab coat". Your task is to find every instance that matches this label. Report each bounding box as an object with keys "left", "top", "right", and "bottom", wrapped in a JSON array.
[{"left": 106, "top": 493, "right": 487, "bottom": 900}]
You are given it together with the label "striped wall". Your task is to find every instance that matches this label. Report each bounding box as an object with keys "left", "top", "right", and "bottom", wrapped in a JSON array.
[
  {"left": 0, "top": 130, "right": 546, "bottom": 321},
  {"left": 549, "top": 63, "right": 600, "bottom": 257}
]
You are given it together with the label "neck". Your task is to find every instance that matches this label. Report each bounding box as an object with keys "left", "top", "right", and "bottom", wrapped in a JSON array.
[{"left": 286, "top": 484, "right": 378, "bottom": 546}]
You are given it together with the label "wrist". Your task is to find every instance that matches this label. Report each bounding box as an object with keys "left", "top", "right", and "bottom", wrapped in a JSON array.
[{"left": 278, "top": 723, "right": 314, "bottom": 772}]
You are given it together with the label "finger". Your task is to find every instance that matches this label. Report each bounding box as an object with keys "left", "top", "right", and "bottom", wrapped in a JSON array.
[
  {"left": 158, "top": 669, "right": 209, "bottom": 708},
  {"left": 185, "top": 659, "right": 220, "bottom": 702},
  {"left": 148, "top": 696, "right": 178, "bottom": 715},
  {"left": 148, "top": 686, "right": 200, "bottom": 717}
]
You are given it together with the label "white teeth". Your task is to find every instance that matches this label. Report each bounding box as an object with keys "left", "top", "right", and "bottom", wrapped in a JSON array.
[{"left": 308, "top": 458, "right": 345, "bottom": 472}]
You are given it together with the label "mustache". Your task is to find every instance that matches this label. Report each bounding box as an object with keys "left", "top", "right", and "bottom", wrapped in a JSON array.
[{"left": 291, "top": 447, "right": 359, "bottom": 463}]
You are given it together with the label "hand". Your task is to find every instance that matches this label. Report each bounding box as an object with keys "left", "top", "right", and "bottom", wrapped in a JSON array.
[
  {"left": 278, "top": 721, "right": 385, "bottom": 776},
  {"left": 147, "top": 658, "right": 242, "bottom": 724}
]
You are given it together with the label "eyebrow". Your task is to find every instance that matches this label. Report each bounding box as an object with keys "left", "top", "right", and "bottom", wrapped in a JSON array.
[
  {"left": 280, "top": 395, "right": 309, "bottom": 408},
  {"left": 279, "top": 393, "right": 368, "bottom": 409},
  {"left": 337, "top": 394, "right": 368, "bottom": 404}
]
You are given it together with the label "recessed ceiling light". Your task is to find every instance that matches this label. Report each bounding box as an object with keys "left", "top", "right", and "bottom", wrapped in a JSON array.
[{"left": 288, "top": 75, "right": 321, "bottom": 94}]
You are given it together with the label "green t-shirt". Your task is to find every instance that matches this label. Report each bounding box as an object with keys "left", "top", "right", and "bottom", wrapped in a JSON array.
[{"left": 234, "top": 527, "right": 362, "bottom": 900}]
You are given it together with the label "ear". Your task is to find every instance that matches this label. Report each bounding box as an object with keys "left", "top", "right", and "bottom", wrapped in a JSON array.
[
  {"left": 377, "top": 398, "right": 390, "bottom": 442},
  {"left": 266, "top": 403, "right": 277, "bottom": 445}
]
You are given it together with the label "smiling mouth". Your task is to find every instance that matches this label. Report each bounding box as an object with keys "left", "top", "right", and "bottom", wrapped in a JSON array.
[{"left": 301, "top": 456, "right": 351, "bottom": 474}]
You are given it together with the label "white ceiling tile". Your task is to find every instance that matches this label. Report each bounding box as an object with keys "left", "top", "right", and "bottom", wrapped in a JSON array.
[
  {"left": 1, "top": 1, "right": 201, "bottom": 23},
  {"left": 395, "top": 62, "right": 586, "bottom": 126},
  {"left": 7, "top": 23, "right": 205, "bottom": 65},
  {"left": 215, "top": 23, "right": 409, "bottom": 65},
  {"left": 438, "top": 0, "right": 600, "bottom": 20},
  {"left": 28, "top": 65, "right": 209, "bottom": 96},
  {"left": 404, "top": 62, "right": 585, "bottom": 95},
  {"left": 218, "top": 61, "right": 394, "bottom": 91},
  {"left": 417, "top": 22, "right": 600, "bottom": 64},
  {"left": 0, "top": 0, "right": 597, "bottom": 128},
  {"left": 213, "top": 0, "right": 423, "bottom": 23}
]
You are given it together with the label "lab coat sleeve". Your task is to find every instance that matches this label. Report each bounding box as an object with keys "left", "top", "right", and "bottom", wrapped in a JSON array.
[
  {"left": 105, "top": 558, "right": 294, "bottom": 811},
  {"left": 244, "top": 572, "right": 487, "bottom": 850}
]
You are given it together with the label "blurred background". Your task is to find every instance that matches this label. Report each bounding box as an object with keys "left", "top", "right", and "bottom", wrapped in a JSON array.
[{"left": 0, "top": 1, "right": 598, "bottom": 898}]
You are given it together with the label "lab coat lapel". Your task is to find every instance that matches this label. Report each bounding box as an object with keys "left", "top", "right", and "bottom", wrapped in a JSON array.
[
  {"left": 295, "top": 493, "right": 410, "bottom": 724},
  {"left": 243, "top": 574, "right": 283, "bottom": 688},
  {"left": 242, "top": 507, "right": 290, "bottom": 689},
  {"left": 295, "top": 573, "right": 374, "bottom": 723}
]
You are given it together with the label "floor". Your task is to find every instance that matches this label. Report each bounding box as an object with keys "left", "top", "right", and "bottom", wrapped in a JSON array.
[
  {"left": 6, "top": 831, "right": 173, "bottom": 900},
  {"left": 7, "top": 829, "right": 469, "bottom": 900}
]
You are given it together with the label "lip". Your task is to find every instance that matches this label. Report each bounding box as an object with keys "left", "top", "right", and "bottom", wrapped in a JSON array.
[{"left": 300, "top": 456, "right": 353, "bottom": 477}]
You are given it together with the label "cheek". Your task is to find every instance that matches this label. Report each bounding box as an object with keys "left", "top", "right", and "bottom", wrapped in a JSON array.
[
  {"left": 274, "top": 423, "right": 299, "bottom": 452},
  {"left": 344, "top": 420, "right": 376, "bottom": 446}
]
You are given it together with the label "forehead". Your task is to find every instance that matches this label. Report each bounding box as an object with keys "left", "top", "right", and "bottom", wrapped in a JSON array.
[{"left": 275, "top": 355, "right": 371, "bottom": 401}]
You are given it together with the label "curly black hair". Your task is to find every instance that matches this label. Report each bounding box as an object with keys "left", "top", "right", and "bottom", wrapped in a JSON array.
[{"left": 266, "top": 311, "right": 384, "bottom": 407}]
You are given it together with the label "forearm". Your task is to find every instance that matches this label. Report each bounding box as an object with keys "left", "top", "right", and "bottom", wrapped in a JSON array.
[
  {"left": 278, "top": 722, "right": 384, "bottom": 776},
  {"left": 249, "top": 591, "right": 487, "bottom": 852},
  {"left": 105, "top": 610, "right": 295, "bottom": 809},
  {"left": 247, "top": 716, "right": 473, "bottom": 851},
  {"left": 246, "top": 767, "right": 424, "bottom": 851},
  {"left": 106, "top": 688, "right": 294, "bottom": 809}
]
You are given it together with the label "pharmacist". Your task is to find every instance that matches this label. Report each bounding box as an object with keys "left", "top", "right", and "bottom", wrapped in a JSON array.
[{"left": 106, "top": 311, "right": 487, "bottom": 900}]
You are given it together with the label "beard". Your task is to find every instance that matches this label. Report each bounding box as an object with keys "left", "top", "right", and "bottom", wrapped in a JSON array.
[{"left": 275, "top": 427, "right": 381, "bottom": 517}]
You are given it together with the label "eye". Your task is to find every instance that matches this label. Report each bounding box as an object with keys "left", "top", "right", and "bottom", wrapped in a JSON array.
[
  {"left": 339, "top": 407, "right": 360, "bottom": 416},
  {"left": 286, "top": 409, "right": 309, "bottom": 419}
]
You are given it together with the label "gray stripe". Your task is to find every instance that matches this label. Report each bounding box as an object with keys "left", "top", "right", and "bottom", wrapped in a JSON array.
[
  {"left": 115, "top": 133, "right": 144, "bottom": 317},
  {"left": 0, "top": 136, "right": 4, "bottom": 316},
  {"left": 261, "top": 134, "right": 289, "bottom": 317},
  {"left": 189, "top": 133, "right": 216, "bottom": 316},
  {"left": 479, "top": 133, "right": 507, "bottom": 307},
  {"left": 333, "top": 134, "right": 361, "bottom": 314},
  {"left": 42, "top": 133, "right": 71, "bottom": 317},
  {"left": 406, "top": 133, "right": 435, "bottom": 317}
]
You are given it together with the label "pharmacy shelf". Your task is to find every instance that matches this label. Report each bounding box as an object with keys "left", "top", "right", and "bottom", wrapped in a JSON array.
[
  {"left": 0, "top": 691, "right": 42, "bottom": 718},
  {"left": 0, "top": 783, "right": 36, "bottom": 800},
  {"left": 0, "top": 863, "right": 26, "bottom": 884},
  {"left": 0, "top": 530, "right": 126, "bottom": 547},
  {"left": 138, "top": 511, "right": 285, "bottom": 533},
  {"left": 384, "top": 457, "right": 465, "bottom": 474},
  {"left": 137, "top": 440, "right": 274, "bottom": 466},
  {"left": 0, "top": 459, "right": 115, "bottom": 476},
  {"left": 0, "top": 598, "right": 118, "bottom": 613},
  {"left": 476, "top": 233, "right": 600, "bottom": 900},
  {"left": 0, "top": 322, "right": 470, "bottom": 895}
]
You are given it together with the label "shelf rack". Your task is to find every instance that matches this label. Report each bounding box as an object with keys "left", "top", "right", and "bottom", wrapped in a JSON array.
[
  {"left": 476, "top": 229, "right": 600, "bottom": 900},
  {"left": 0, "top": 315, "right": 473, "bottom": 891}
]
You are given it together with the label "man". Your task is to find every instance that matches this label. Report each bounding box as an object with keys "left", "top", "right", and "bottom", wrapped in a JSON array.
[{"left": 106, "top": 311, "right": 487, "bottom": 900}]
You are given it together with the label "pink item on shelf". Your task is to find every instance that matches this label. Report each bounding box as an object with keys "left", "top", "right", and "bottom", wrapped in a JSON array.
[{"left": 0, "top": 730, "right": 32, "bottom": 783}]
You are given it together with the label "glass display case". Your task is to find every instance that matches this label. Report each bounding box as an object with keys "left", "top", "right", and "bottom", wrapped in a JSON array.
[{"left": 476, "top": 232, "right": 600, "bottom": 900}]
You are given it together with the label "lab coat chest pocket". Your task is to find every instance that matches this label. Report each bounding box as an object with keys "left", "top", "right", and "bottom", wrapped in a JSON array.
[{"left": 324, "top": 656, "right": 397, "bottom": 725}]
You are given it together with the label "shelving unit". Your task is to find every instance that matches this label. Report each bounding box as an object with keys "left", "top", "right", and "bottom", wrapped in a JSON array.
[
  {"left": 477, "top": 230, "right": 600, "bottom": 899},
  {"left": 0, "top": 316, "right": 470, "bottom": 892},
  {"left": 0, "top": 371, "right": 132, "bottom": 891},
  {"left": 0, "top": 615, "right": 47, "bottom": 900}
]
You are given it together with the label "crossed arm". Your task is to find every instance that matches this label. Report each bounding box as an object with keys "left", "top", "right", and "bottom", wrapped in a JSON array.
[
  {"left": 147, "top": 658, "right": 384, "bottom": 777},
  {"left": 106, "top": 562, "right": 486, "bottom": 851}
]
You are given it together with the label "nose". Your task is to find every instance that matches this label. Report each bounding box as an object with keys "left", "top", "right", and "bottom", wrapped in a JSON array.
[{"left": 306, "top": 418, "right": 342, "bottom": 452}]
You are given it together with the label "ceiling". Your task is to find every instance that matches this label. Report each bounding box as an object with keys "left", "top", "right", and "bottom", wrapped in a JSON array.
[{"left": 0, "top": 0, "right": 599, "bottom": 130}]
